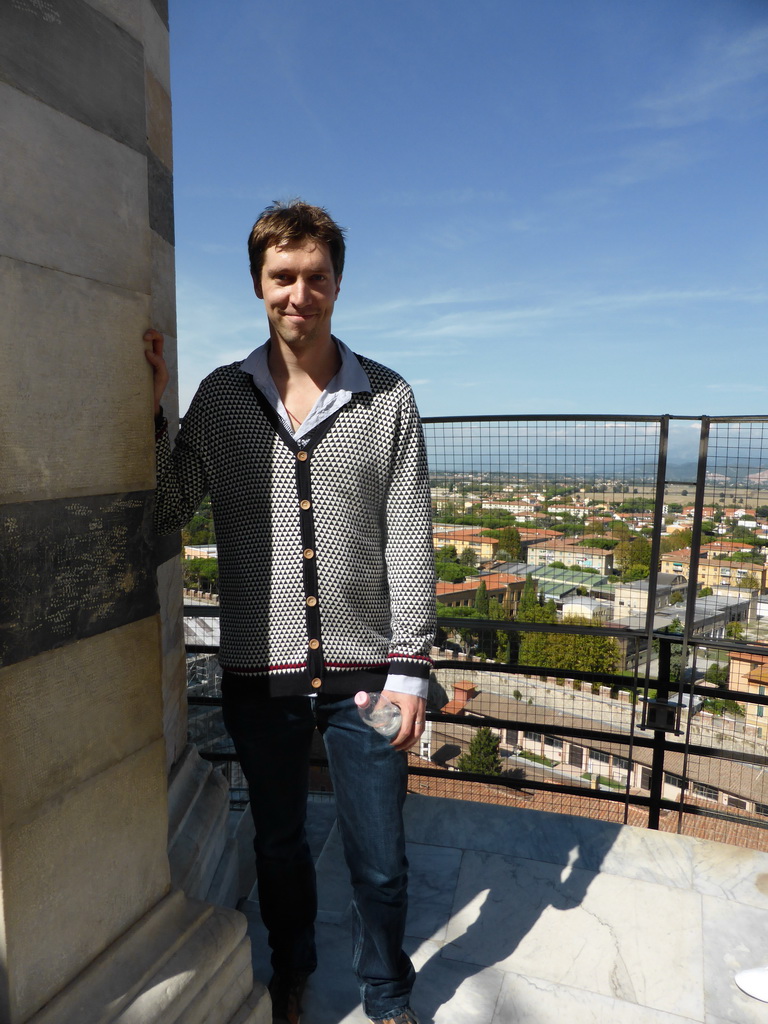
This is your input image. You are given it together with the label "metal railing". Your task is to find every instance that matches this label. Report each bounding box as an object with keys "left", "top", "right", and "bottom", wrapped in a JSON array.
[{"left": 185, "top": 414, "right": 768, "bottom": 848}]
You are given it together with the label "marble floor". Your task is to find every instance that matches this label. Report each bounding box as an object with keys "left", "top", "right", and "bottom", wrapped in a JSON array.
[{"left": 240, "top": 793, "right": 768, "bottom": 1023}]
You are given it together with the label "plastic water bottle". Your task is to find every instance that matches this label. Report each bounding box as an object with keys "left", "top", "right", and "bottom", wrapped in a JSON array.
[{"left": 354, "top": 691, "right": 401, "bottom": 739}]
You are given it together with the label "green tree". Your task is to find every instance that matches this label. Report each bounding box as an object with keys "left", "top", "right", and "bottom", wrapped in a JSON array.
[
  {"left": 436, "top": 544, "right": 458, "bottom": 562},
  {"left": 182, "top": 557, "right": 219, "bottom": 592},
  {"left": 456, "top": 727, "right": 503, "bottom": 776},
  {"left": 474, "top": 580, "right": 489, "bottom": 616},
  {"left": 182, "top": 496, "right": 216, "bottom": 546},
  {"left": 496, "top": 525, "right": 522, "bottom": 561},
  {"left": 660, "top": 529, "right": 693, "bottom": 554},
  {"left": 615, "top": 536, "right": 652, "bottom": 572},
  {"left": 518, "top": 592, "right": 557, "bottom": 668},
  {"left": 495, "top": 630, "right": 510, "bottom": 663},
  {"left": 726, "top": 621, "right": 745, "bottom": 641},
  {"left": 517, "top": 574, "right": 539, "bottom": 621},
  {"left": 435, "top": 561, "right": 469, "bottom": 583},
  {"left": 704, "top": 662, "right": 729, "bottom": 686},
  {"left": 622, "top": 564, "right": 650, "bottom": 582},
  {"left": 459, "top": 547, "right": 478, "bottom": 567}
]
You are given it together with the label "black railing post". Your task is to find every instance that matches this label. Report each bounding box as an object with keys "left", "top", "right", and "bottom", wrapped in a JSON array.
[{"left": 648, "top": 636, "right": 672, "bottom": 829}]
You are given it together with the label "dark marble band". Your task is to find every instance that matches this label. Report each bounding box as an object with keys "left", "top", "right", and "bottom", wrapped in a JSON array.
[
  {"left": 0, "top": 491, "right": 161, "bottom": 667},
  {"left": 0, "top": 0, "right": 145, "bottom": 153}
]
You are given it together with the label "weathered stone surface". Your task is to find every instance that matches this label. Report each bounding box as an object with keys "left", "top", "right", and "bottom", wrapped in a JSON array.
[
  {"left": 149, "top": 0, "right": 169, "bottom": 30},
  {"left": 0, "top": 0, "right": 145, "bottom": 152},
  {"left": 0, "top": 84, "right": 150, "bottom": 290},
  {"left": 3, "top": 740, "right": 170, "bottom": 1021},
  {"left": 148, "top": 148, "right": 175, "bottom": 246},
  {"left": 0, "top": 494, "right": 158, "bottom": 666},
  {"left": 25, "top": 891, "right": 269, "bottom": 1024},
  {"left": 157, "top": 556, "right": 188, "bottom": 771},
  {"left": 141, "top": 0, "right": 171, "bottom": 92},
  {"left": 81, "top": 0, "right": 144, "bottom": 41},
  {"left": 0, "top": 258, "right": 155, "bottom": 504},
  {"left": 146, "top": 68, "right": 173, "bottom": 170},
  {"left": 150, "top": 234, "right": 177, "bottom": 337},
  {"left": 0, "top": 617, "right": 164, "bottom": 818}
]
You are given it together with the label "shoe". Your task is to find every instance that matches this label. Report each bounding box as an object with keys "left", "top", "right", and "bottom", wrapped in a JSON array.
[
  {"left": 269, "top": 971, "right": 309, "bottom": 1024},
  {"left": 369, "top": 1010, "right": 420, "bottom": 1024}
]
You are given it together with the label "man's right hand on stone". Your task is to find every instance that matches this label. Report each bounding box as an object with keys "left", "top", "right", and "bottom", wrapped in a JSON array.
[{"left": 143, "top": 328, "right": 169, "bottom": 416}]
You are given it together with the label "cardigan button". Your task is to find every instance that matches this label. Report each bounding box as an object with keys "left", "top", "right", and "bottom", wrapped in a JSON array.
[
  {"left": 309, "top": 639, "right": 320, "bottom": 650},
  {"left": 311, "top": 677, "right": 322, "bottom": 689},
  {"left": 296, "top": 451, "right": 308, "bottom": 461},
  {"left": 303, "top": 548, "right": 315, "bottom": 559},
  {"left": 306, "top": 596, "right": 318, "bottom": 607},
  {"left": 300, "top": 499, "right": 311, "bottom": 510}
]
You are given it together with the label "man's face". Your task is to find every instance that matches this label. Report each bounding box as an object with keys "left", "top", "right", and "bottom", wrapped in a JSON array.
[{"left": 254, "top": 240, "right": 341, "bottom": 351}]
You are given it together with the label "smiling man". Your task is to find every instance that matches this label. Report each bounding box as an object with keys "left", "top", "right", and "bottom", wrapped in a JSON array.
[{"left": 144, "top": 200, "right": 435, "bottom": 1024}]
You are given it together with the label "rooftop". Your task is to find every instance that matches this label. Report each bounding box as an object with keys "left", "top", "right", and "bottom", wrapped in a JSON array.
[{"left": 241, "top": 793, "right": 768, "bottom": 1023}]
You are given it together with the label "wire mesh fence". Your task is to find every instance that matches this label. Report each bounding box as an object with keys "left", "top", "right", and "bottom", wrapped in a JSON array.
[{"left": 185, "top": 414, "right": 768, "bottom": 850}]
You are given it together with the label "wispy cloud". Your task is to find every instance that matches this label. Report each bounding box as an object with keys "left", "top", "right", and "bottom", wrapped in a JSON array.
[
  {"left": 632, "top": 24, "right": 768, "bottom": 129},
  {"left": 598, "top": 138, "right": 694, "bottom": 188},
  {"left": 337, "top": 284, "right": 767, "bottom": 344}
]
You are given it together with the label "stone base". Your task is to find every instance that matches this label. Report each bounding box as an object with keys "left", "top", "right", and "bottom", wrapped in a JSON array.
[
  {"left": 27, "top": 890, "right": 269, "bottom": 1024},
  {"left": 168, "top": 744, "right": 241, "bottom": 907}
]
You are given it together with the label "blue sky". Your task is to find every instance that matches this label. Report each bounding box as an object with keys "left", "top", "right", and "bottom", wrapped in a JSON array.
[{"left": 169, "top": 0, "right": 767, "bottom": 429}]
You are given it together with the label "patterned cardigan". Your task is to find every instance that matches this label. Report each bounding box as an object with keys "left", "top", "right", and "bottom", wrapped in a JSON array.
[{"left": 154, "top": 355, "right": 436, "bottom": 696}]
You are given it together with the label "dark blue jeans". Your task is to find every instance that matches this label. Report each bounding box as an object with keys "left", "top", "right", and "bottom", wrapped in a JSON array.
[{"left": 222, "top": 685, "right": 415, "bottom": 1020}]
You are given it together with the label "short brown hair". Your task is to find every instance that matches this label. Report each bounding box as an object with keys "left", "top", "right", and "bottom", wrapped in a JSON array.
[{"left": 247, "top": 199, "right": 346, "bottom": 281}]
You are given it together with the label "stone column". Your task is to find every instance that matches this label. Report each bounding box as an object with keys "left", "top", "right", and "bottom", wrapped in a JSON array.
[{"left": 0, "top": 2, "right": 266, "bottom": 1021}]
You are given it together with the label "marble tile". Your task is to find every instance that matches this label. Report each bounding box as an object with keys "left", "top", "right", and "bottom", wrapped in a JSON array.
[
  {"left": 441, "top": 849, "right": 704, "bottom": 1020},
  {"left": 404, "top": 795, "right": 628, "bottom": 877},
  {"left": 406, "top": 842, "right": 463, "bottom": 942},
  {"left": 408, "top": 936, "right": 505, "bottom": 1024},
  {"left": 691, "top": 838, "right": 768, "bottom": 910},
  {"left": 701, "top": 894, "right": 768, "bottom": 1023},
  {"left": 600, "top": 824, "right": 694, "bottom": 890},
  {"left": 494, "top": 971, "right": 700, "bottom": 1024},
  {"left": 404, "top": 794, "right": 500, "bottom": 850}
]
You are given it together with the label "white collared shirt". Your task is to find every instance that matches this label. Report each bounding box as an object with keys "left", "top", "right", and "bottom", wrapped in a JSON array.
[{"left": 239, "top": 337, "right": 371, "bottom": 441}]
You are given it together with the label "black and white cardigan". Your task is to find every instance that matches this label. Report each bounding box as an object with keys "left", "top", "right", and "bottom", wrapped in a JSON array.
[{"left": 154, "top": 355, "right": 436, "bottom": 696}]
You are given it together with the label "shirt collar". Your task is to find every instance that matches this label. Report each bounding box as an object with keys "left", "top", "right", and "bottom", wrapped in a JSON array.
[
  {"left": 240, "top": 337, "right": 372, "bottom": 440},
  {"left": 240, "top": 336, "right": 371, "bottom": 397}
]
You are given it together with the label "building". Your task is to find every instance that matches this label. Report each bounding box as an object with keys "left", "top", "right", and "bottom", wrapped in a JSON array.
[
  {"left": 730, "top": 651, "right": 768, "bottom": 739},
  {"left": 660, "top": 547, "right": 767, "bottom": 591},
  {"left": 613, "top": 573, "right": 687, "bottom": 618},
  {"left": 436, "top": 572, "right": 527, "bottom": 616},
  {"left": 433, "top": 525, "right": 499, "bottom": 562},
  {"left": 526, "top": 539, "right": 615, "bottom": 575},
  {"left": 184, "top": 543, "right": 218, "bottom": 559}
]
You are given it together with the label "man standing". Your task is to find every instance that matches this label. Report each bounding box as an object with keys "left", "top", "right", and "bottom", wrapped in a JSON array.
[{"left": 144, "top": 200, "right": 435, "bottom": 1024}]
